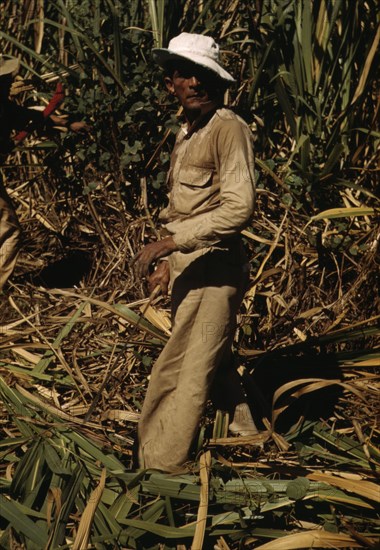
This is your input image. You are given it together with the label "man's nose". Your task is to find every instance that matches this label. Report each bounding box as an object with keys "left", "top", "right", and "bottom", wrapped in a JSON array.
[{"left": 189, "top": 75, "right": 201, "bottom": 87}]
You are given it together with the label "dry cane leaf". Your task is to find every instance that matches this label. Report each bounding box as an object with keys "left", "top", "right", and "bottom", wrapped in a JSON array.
[
  {"left": 191, "top": 451, "right": 211, "bottom": 550},
  {"left": 72, "top": 468, "right": 106, "bottom": 550},
  {"left": 140, "top": 304, "right": 172, "bottom": 335}
]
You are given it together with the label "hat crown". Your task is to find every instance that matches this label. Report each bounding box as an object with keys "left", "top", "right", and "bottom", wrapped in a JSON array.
[
  {"left": 167, "top": 33, "right": 220, "bottom": 63},
  {"left": 153, "top": 32, "right": 235, "bottom": 83}
]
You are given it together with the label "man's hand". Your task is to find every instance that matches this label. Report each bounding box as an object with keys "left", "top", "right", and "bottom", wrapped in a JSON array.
[
  {"left": 131, "top": 237, "right": 177, "bottom": 279},
  {"left": 148, "top": 261, "right": 170, "bottom": 295},
  {"left": 49, "top": 115, "right": 91, "bottom": 133},
  {"left": 69, "top": 120, "right": 91, "bottom": 133}
]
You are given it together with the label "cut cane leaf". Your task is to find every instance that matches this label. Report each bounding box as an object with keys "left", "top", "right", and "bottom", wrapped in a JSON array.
[
  {"left": 308, "top": 207, "right": 376, "bottom": 223},
  {"left": 307, "top": 472, "right": 380, "bottom": 503},
  {"left": 255, "top": 530, "right": 365, "bottom": 549}
]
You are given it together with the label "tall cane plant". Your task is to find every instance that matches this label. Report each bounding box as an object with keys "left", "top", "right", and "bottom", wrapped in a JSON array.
[{"left": 246, "top": 0, "right": 379, "bottom": 212}]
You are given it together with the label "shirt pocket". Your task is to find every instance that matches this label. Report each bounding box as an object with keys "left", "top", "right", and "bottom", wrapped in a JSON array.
[{"left": 178, "top": 164, "right": 213, "bottom": 188}]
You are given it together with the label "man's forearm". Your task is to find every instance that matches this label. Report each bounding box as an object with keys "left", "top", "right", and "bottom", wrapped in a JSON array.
[{"left": 131, "top": 237, "right": 178, "bottom": 278}]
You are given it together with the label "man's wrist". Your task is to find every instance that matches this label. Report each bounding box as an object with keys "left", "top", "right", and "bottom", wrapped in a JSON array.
[{"left": 162, "top": 236, "right": 178, "bottom": 254}]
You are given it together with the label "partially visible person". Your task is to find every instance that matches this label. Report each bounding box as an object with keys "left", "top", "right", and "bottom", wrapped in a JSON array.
[{"left": 0, "top": 55, "right": 89, "bottom": 291}]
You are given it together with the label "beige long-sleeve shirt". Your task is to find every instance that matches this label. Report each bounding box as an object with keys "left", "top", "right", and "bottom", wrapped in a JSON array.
[{"left": 160, "top": 108, "right": 256, "bottom": 253}]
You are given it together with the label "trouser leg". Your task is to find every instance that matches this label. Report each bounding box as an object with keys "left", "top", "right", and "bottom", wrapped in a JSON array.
[
  {"left": 0, "top": 180, "right": 22, "bottom": 291},
  {"left": 138, "top": 248, "right": 246, "bottom": 472}
]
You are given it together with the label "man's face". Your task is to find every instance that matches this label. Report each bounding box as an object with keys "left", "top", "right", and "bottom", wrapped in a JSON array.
[{"left": 164, "top": 60, "right": 224, "bottom": 116}]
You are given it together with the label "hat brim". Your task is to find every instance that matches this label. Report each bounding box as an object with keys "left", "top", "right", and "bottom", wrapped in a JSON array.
[
  {"left": 0, "top": 57, "right": 20, "bottom": 77},
  {"left": 153, "top": 48, "right": 235, "bottom": 83}
]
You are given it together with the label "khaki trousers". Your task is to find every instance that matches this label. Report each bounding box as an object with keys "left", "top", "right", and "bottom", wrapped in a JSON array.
[
  {"left": 0, "top": 177, "right": 21, "bottom": 291},
  {"left": 138, "top": 244, "right": 249, "bottom": 472}
]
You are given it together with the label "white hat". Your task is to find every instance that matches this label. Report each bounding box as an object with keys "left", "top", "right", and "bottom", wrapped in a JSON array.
[
  {"left": 153, "top": 32, "right": 235, "bottom": 83},
  {"left": 0, "top": 55, "right": 20, "bottom": 77}
]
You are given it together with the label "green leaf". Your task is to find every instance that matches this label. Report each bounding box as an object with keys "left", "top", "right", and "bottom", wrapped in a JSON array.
[
  {"left": 286, "top": 477, "right": 311, "bottom": 500},
  {"left": 49, "top": 465, "right": 86, "bottom": 548},
  {"left": 109, "top": 486, "right": 140, "bottom": 521},
  {"left": 61, "top": 429, "right": 125, "bottom": 471},
  {"left": 33, "top": 301, "right": 88, "bottom": 374},
  {"left": 273, "top": 76, "right": 297, "bottom": 138},
  {"left": 10, "top": 439, "right": 45, "bottom": 499},
  {"left": 119, "top": 518, "right": 195, "bottom": 539},
  {"left": 0, "top": 494, "right": 48, "bottom": 547},
  {"left": 121, "top": 499, "right": 166, "bottom": 541},
  {"left": 321, "top": 143, "right": 345, "bottom": 176}
]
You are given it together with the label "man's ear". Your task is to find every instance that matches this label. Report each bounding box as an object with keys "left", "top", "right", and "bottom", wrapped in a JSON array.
[{"left": 164, "top": 76, "right": 175, "bottom": 95}]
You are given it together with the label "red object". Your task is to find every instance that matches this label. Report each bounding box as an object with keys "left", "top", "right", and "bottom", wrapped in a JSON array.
[
  {"left": 14, "top": 82, "right": 65, "bottom": 143},
  {"left": 42, "top": 82, "right": 64, "bottom": 118}
]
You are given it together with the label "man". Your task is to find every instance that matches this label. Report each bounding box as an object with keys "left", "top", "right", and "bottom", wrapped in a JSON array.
[
  {"left": 0, "top": 55, "right": 89, "bottom": 291},
  {"left": 132, "top": 33, "right": 258, "bottom": 472}
]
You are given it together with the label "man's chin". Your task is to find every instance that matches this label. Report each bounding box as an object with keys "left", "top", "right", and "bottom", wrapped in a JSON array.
[
  {"left": 185, "top": 98, "right": 216, "bottom": 111},
  {"left": 184, "top": 99, "right": 203, "bottom": 109}
]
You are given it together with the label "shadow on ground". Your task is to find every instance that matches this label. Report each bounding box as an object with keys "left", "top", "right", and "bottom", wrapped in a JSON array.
[{"left": 243, "top": 350, "right": 343, "bottom": 434}]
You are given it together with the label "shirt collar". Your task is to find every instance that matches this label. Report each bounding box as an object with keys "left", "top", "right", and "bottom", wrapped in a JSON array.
[{"left": 182, "top": 104, "right": 222, "bottom": 138}]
